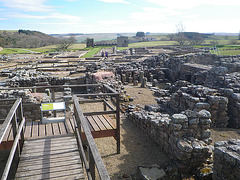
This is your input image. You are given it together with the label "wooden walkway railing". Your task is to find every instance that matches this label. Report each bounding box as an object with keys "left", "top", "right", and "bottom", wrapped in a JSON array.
[
  {"left": 73, "top": 95, "right": 110, "bottom": 180},
  {"left": 75, "top": 84, "right": 121, "bottom": 154},
  {"left": 0, "top": 98, "right": 25, "bottom": 180}
]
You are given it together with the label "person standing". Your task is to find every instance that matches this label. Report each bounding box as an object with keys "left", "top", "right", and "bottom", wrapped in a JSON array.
[{"left": 105, "top": 51, "right": 108, "bottom": 58}]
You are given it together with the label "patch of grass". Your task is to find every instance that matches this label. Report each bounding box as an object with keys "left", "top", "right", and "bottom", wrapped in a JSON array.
[
  {"left": 117, "top": 41, "right": 175, "bottom": 50},
  {"left": 69, "top": 43, "right": 86, "bottom": 49},
  {"left": 0, "top": 48, "right": 30, "bottom": 54},
  {"left": 219, "top": 49, "right": 240, "bottom": 55},
  {"left": 82, "top": 47, "right": 101, "bottom": 58}
]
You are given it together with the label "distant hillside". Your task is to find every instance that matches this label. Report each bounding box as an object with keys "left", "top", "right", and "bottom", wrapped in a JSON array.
[
  {"left": 51, "top": 33, "right": 136, "bottom": 42},
  {"left": 0, "top": 30, "right": 59, "bottom": 48}
]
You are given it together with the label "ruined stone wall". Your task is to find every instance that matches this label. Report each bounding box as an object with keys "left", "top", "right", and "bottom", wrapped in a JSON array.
[
  {"left": 127, "top": 109, "right": 212, "bottom": 174},
  {"left": 7, "top": 75, "right": 85, "bottom": 87},
  {"left": 217, "top": 55, "right": 240, "bottom": 73},
  {"left": 0, "top": 90, "right": 42, "bottom": 120},
  {"left": 220, "top": 88, "right": 240, "bottom": 128},
  {"left": 213, "top": 139, "right": 240, "bottom": 180},
  {"left": 168, "top": 85, "right": 229, "bottom": 128},
  {"left": 187, "top": 53, "right": 219, "bottom": 65}
]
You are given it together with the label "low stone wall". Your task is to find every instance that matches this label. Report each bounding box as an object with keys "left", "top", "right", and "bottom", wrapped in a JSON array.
[
  {"left": 220, "top": 88, "right": 240, "bottom": 128},
  {"left": 0, "top": 89, "right": 47, "bottom": 121},
  {"left": 127, "top": 108, "right": 212, "bottom": 174},
  {"left": 213, "top": 139, "right": 240, "bottom": 180}
]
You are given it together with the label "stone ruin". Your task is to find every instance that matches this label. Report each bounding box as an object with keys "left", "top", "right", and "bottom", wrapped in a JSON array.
[
  {"left": 86, "top": 38, "right": 94, "bottom": 48},
  {"left": 1, "top": 47, "right": 240, "bottom": 178},
  {"left": 127, "top": 108, "right": 212, "bottom": 174},
  {"left": 117, "top": 36, "right": 128, "bottom": 47},
  {"left": 97, "top": 51, "right": 240, "bottom": 178},
  {"left": 213, "top": 139, "right": 240, "bottom": 180}
]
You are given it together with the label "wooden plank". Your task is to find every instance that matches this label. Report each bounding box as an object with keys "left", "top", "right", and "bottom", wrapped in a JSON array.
[
  {"left": 92, "top": 115, "right": 106, "bottom": 131},
  {"left": 31, "top": 121, "right": 38, "bottom": 138},
  {"left": 86, "top": 116, "right": 100, "bottom": 131},
  {"left": 45, "top": 123, "right": 53, "bottom": 136},
  {"left": 86, "top": 118, "right": 94, "bottom": 132},
  {"left": 58, "top": 122, "right": 67, "bottom": 134},
  {"left": 24, "top": 121, "right": 32, "bottom": 139},
  {"left": 91, "top": 130, "right": 116, "bottom": 139},
  {"left": 83, "top": 110, "right": 116, "bottom": 116},
  {"left": 52, "top": 123, "right": 60, "bottom": 135},
  {"left": 65, "top": 118, "right": 74, "bottom": 134},
  {"left": 38, "top": 122, "right": 46, "bottom": 137},
  {"left": 97, "top": 115, "right": 113, "bottom": 130},
  {"left": 103, "top": 115, "right": 116, "bottom": 128},
  {"left": 16, "top": 161, "right": 82, "bottom": 173},
  {"left": 19, "top": 155, "right": 81, "bottom": 166},
  {"left": 15, "top": 168, "right": 84, "bottom": 180}
]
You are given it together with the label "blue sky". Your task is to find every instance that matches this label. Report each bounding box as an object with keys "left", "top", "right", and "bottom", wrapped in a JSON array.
[{"left": 0, "top": 0, "right": 240, "bottom": 34}]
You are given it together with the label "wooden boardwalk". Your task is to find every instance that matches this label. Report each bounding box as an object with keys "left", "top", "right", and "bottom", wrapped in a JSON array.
[
  {"left": 1, "top": 114, "right": 115, "bottom": 143},
  {"left": 15, "top": 134, "right": 86, "bottom": 180},
  {"left": 1, "top": 118, "right": 75, "bottom": 143}
]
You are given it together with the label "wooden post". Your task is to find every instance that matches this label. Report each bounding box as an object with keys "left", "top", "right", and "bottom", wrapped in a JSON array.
[
  {"left": 116, "top": 94, "right": 120, "bottom": 154},
  {"left": 51, "top": 88, "right": 56, "bottom": 117},
  {"left": 103, "top": 85, "right": 107, "bottom": 111},
  {"left": 89, "top": 149, "right": 95, "bottom": 180},
  {"left": 12, "top": 112, "right": 20, "bottom": 158},
  {"left": 19, "top": 102, "right": 24, "bottom": 151}
]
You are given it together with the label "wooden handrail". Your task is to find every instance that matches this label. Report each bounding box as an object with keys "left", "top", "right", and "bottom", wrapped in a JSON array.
[
  {"left": 0, "top": 98, "right": 25, "bottom": 180},
  {"left": 0, "top": 98, "right": 22, "bottom": 143},
  {"left": 73, "top": 95, "right": 110, "bottom": 180},
  {"left": 1, "top": 118, "right": 25, "bottom": 180}
]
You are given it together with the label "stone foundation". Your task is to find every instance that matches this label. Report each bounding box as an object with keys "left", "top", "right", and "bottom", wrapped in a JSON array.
[
  {"left": 127, "top": 108, "right": 212, "bottom": 174},
  {"left": 213, "top": 139, "right": 240, "bottom": 180}
]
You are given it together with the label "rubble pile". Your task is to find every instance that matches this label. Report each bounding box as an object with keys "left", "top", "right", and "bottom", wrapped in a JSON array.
[{"left": 127, "top": 108, "right": 212, "bottom": 174}]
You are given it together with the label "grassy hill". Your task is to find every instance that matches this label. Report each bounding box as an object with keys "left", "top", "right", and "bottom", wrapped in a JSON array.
[{"left": 0, "top": 29, "right": 58, "bottom": 48}]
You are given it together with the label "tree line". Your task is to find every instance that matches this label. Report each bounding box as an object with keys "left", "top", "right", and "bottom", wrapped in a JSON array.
[{"left": 0, "top": 30, "right": 76, "bottom": 50}]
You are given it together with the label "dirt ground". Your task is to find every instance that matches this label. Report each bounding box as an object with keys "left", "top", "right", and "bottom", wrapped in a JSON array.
[
  {"left": 81, "top": 84, "right": 240, "bottom": 179},
  {"left": 80, "top": 86, "right": 170, "bottom": 179}
]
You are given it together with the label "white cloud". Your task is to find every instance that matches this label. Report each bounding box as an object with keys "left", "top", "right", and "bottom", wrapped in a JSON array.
[
  {"left": 98, "top": 0, "right": 130, "bottom": 4},
  {"left": 130, "top": 7, "right": 184, "bottom": 21},
  {"left": 0, "top": 0, "right": 54, "bottom": 12},
  {"left": 98, "top": 20, "right": 126, "bottom": 25},
  {"left": 7, "top": 12, "right": 82, "bottom": 23},
  {"left": 148, "top": 0, "right": 240, "bottom": 9}
]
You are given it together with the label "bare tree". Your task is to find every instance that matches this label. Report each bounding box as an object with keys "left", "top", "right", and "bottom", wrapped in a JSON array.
[
  {"left": 210, "top": 40, "right": 220, "bottom": 46},
  {"left": 174, "top": 22, "right": 188, "bottom": 46},
  {"left": 57, "top": 35, "right": 77, "bottom": 50}
]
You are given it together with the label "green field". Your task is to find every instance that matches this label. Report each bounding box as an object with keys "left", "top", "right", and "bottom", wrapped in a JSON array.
[
  {"left": 1, "top": 37, "right": 240, "bottom": 56},
  {"left": 82, "top": 47, "right": 101, "bottom": 58},
  {"left": 0, "top": 48, "right": 30, "bottom": 54}
]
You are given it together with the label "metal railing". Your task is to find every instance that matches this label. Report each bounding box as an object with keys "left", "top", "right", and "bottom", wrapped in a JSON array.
[{"left": 0, "top": 98, "right": 25, "bottom": 180}]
